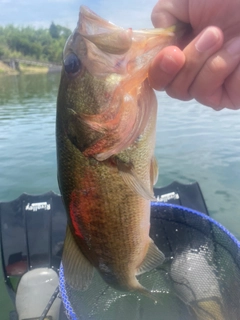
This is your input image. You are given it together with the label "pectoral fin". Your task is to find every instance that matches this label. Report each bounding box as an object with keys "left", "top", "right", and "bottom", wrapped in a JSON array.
[
  {"left": 116, "top": 158, "right": 155, "bottom": 201},
  {"left": 136, "top": 240, "right": 165, "bottom": 275},
  {"left": 66, "top": 108, "right": 105, "bottom": 153},
  {"left": 62, "top": 225, "right": 94, "bottom": 291}
]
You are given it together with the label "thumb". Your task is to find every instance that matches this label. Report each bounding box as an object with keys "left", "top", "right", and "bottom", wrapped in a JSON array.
[{"left": 151, "top": 0, "right": 189, "bottom": 28}]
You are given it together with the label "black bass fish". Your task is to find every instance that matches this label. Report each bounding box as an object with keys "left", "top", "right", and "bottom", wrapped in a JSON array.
[{"left": 56, "top": 6, "right": 177, "bottom": 298}]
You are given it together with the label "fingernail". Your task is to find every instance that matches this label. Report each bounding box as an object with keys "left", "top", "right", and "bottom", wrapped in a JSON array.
[
  {"left": 226, "top": 37, "right": 240, "bottom": 55},
  {"left": 159, "top": 54, "right": 179, "bottom": 74},
  {"left": 195, "top": 27, "right": 220, "bottom": 52}
]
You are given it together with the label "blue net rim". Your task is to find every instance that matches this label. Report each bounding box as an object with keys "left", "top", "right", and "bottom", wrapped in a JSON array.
[
  {"left": 151, "top": 202, "right": 240, "bottom": 248},
  {"left": 59, "top": 202, "right": 240, "bottom": 320}
]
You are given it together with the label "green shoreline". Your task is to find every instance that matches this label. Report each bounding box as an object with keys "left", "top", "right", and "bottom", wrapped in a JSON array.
[{"left": 0, "top": 60, "right": 61, "bottom": 76}]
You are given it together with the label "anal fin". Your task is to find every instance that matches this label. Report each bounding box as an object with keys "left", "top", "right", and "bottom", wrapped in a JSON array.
[
  {"left": 62, "top": 225, "right": 94, "bottom": 291},
  {"left": 136, "top": 240, "right": 165, "bottom": 276}
]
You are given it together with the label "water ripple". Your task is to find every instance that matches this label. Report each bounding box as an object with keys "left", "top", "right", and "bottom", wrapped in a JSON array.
[{"left": 0, "top": 75, "right": 239, "bottom": 238}]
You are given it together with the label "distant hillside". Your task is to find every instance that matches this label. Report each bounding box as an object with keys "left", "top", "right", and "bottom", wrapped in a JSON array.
[{"left": 0, "top": 23, "right": 72, "bottom": 64}]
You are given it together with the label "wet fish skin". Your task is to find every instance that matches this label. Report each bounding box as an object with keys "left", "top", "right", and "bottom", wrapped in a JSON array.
[{"left": 56, "top": 5, "right": 176, "bottom": 297}]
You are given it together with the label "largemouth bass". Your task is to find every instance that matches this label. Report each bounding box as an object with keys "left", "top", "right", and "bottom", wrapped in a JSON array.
[{"left": 56, "top": 6, "right": 177, "bottom": 298}]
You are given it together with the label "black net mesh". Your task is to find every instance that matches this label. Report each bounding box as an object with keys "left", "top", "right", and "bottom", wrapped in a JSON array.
[{"left": 59, "top": 203, "right": 240, "bottom": 320}]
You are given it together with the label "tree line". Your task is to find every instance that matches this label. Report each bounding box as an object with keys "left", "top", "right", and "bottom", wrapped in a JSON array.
[{"left": 0, "top": 23, "right": 72, "bottom": 64}]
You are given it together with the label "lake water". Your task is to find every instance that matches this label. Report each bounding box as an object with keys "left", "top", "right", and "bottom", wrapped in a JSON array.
[
  {"left": 1, "top": 73, "right": 240, "bottom": 234},
  {"left": 0, "top": 72, "right": 240, "bottom": 317},
  {"left": 0, "top": 0, "right": 240, "bottom": 317}
]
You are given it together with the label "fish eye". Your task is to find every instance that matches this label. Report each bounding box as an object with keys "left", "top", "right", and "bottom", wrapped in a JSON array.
[{"left": 64, "top": 53, "right": 82, "bottom": 76}]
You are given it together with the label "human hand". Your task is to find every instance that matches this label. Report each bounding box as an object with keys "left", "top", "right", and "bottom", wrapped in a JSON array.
[{"left": 148, "top": 0, "right": 240, "bottom": 110}]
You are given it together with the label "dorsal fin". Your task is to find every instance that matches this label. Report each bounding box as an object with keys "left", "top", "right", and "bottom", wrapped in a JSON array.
[{"left": 150, "top": 156, "right": 159, "bottom": 186}]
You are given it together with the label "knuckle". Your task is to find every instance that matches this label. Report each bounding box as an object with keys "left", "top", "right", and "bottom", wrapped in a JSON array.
[
  {"left": 166, "top": 85, "right": 192, "bottom": 101},
  {"left": 205, "top": 55, "right": 227, "bottom": 76}
]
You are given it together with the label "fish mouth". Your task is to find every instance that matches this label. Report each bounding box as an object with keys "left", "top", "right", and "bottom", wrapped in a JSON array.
[
  {"left": 76, "top": 6, "right": 133, "bottom": 55},
  {"left": 62, "top": 6, "right": 177, "bottom": 162},
  {"left": 64, "top": 5, "right": 176, "bottom": 76},
  {"left": 75, "top": 5, "right": 176, "bottom": 56},
  {"left": 77, "top": 6, "right": 125, "bottom": 36}
]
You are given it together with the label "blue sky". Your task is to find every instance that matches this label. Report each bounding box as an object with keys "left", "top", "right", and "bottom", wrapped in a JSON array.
[{"left": 0, "top": 0, "right": 157, "bottom": 30}]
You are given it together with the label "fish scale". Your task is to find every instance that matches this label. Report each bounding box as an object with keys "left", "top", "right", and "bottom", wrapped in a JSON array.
[{"left": 56, "top": 5, "right": 177, "bottom": 298}]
